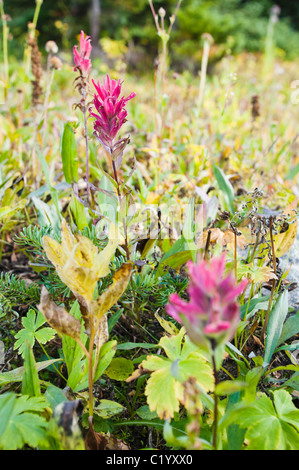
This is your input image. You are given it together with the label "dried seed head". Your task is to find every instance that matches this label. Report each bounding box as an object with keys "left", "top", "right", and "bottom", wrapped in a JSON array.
[
  {"left": 28, "top": 36, "right": 43, "bottom": 106},
  {"left": 45, "top": 40, "right": 59, "bottom": 54},
  {"left": 202, "top": 32, "right": 214, "bottom": 45},
  {"left": 50, "top": 56, "right": 63, "bottom": 70},
  {"left": 251, "top": 95, "right": 260, "bottom": 120}
]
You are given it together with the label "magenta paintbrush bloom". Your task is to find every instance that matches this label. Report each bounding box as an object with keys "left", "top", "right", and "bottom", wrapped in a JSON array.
[
  {"left": 73, "top": 30, "right": 92, "bottom": 76},
  {"left": 90, "top": 74, "right": 136, "bottom": 154},
  {"left": 166, "top": 254, "right": 248, "bottom": 348}
]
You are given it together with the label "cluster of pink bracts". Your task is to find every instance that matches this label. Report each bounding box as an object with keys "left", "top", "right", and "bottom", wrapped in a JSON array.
[
  {"left": 73, "top": 30, "right": 92, "bottom": 76},
  {"left": 72, "top": 32, "right": 248, "bottom": 350},
  {"left": 91, "top": 76, "right": 136, "bottom": 155},
  {"left": 73, "top": 30, "right": 136, "bottom": 157},
  {"left": 166, "top": 255, "right": 248, "bottom": 348}
]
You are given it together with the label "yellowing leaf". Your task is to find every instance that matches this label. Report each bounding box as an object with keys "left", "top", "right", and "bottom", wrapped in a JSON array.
[
  {"left": 145, "top": 362, "right": 184, "bottom": 420},
  {"left": 154, "top": 312, "right": 179, "bottom": 336},
  {"left": 274, "top": 200, "right": 298, "bottom": 258},
  {"left": 236, "top": 262, "right": 277, "bottom": 283},
  {"left": 139, "top": 329, "right": 213, "bottom": 419},
  {"left": 92, "top": 262, "right": 133, "bottom": 319},
  {"left": 43, "top": 220, "right": 121, "bottom": 303}
]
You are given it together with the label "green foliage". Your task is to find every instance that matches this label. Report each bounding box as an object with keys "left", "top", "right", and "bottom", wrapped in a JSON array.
[
  {"left": 5, "top": 0, "right": 299, "bottom": 67},
  {"left": 0, "top": 393, "right": 49, "bottom": 450},
  {"left": 61, "top": 122, "right": 79, "bottom": 185},
  {"left": 0, "top": 359, "right": 63, "bottom": 388},
  {"left": 140, "top": 328, "right": 214, "bottom": 419},
  {"left": 13, "top": 224, "right": 58, "bottom": 255},
  {"left": 2, "top": 0, "right": 299, "bottom": 451},
  {"left": 62, "top": 301, "right": 117, "bottom": 392},
  {"left": 94, "top": 399, "right": 125, "bottom": 419},
  {"left": 221, "top": 390, "right": 299, "bottom": 450},
  {"left": 263, "top": 289, "right": 289, "bottom": 368},
  {"left": 22, "top": 340, "right": 42, "bottom": 397},
  {"left": 0, "top": 273, "right": 41, "bottom": 315},
  {"left": 14, "top": 309, "right": 56, "bottom": 358},
  {"left": 213, "top": 164, "right": 235, "bottom": 214},
  {"left": 104, "top": 357, "right": 134, "bottom": 381}
]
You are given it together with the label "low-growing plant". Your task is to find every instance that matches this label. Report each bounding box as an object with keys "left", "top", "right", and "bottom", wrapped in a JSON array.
[{"left": 0, "top": 0, "right": 299, "bottom": 452}]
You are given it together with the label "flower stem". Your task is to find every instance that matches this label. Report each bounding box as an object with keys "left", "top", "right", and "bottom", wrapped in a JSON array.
[
  {"left": 261, "top": 216, "right": 277, "bottom": 341},
  {"left": 111, "top": 157, "right": 130, "bottom": 260},
  {"left": 88, "top": 328, "right": 95, "bottom": 418},
  {"left": 211, "top": 340, "right": 219, "bottom": 450},
  {"left": 0, "top": 0, "right": 9, "bottom": 93},
  {"left": 82, "top": 85, "right": 90, "bottom": 204}
]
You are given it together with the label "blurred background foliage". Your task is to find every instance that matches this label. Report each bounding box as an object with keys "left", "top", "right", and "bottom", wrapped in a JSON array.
[{"left": 2, "top": 0, "right": 299, "bottom": 73}]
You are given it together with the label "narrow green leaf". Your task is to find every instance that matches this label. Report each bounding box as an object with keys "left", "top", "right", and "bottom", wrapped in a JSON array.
[
  {"left": 22, "top": 341, "right": 41, "bottom": 397},
  {"left": 117, "top": 342, "right": 158, "bottom": 350},
  {"left": 61, "top": 122, "right": 79, "bottom": 184},
  {"left": 0, "top": 359, "right": 62, "bottom": 386},
  {"left": 278, "top": 311, "right": 299, "bottom": 346},
  {"left": 263, "top": 290, "right": 289, "bottom": 368},
  {"left": 213, "top": 163, "right": 235, "bottom": 213}
]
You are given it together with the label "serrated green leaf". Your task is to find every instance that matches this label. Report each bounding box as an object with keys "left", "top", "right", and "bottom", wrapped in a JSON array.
[
  {"left": 219, "top": 390, "right": 299, "bottom": 450},
  {"left": 14, "top": 309, "right": 56, "bottom": 358},
  {"left": 0, "top": 393, "right": 48, "bottom": 450}
]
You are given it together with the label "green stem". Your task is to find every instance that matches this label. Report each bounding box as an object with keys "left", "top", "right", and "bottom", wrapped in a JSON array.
[
  {"left": 38, "top": 342, "right": 67, "bottom": 382},
  {"left": 88, "top": 329, "right": 95, "bottom": 418},
  {"left": 111, "top": 157, "right": 130, "bottom": 261},
  {"left": 211, "top": 340, "right": 219, "bottom": 450},
  {"left": 25, "top": 0, "right": 43, "bottom": 77},
  {"left": 0, "top": 0, "right": 9, "bottom": 91}
]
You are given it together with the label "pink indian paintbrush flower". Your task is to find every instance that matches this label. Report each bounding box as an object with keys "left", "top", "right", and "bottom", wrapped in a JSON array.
[
  {"left": 166, "top": 254, "right": 248, "bottom": 348},
  {"left": 73, "top": 30, "right": 92, "bottom": 76},
  {"left": 90, "top": 74, "right": 136, "bottom": 156}
]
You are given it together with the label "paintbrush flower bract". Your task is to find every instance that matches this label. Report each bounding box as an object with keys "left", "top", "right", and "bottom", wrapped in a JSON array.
[
  {"left": 73, "top": 30, "right": 92, "bottom": 76},
  {"left": 166, "top": 254, "right": 248, "bottom": 348},
  {"left": 90, "top": 74, "right": 136, "bottom": 156}
]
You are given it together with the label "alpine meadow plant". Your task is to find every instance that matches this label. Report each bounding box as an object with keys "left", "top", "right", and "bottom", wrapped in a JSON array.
[
  {"left": 89, "top": 74, "right": 136, "bottom": 259},
  {"left": 73, "top": 30, "right": 92, "bottom": 76},
  {"left": 38, "top": 220, "right": 133, "bottom": 431},
  {"left": 91, "top": 75, "right": 136, "bottom": 177},
  {"left": 73, "top": 30, "right": 92, "bottom": 202},
  {"left": 2, "top": 0, "right": 299, "bottom": 452},
  {"left": 166, "top": 254, "right": 248, "bottom": 349},
  {"left": 166, "top": 253, "right": 248, "bottom": 449}
]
